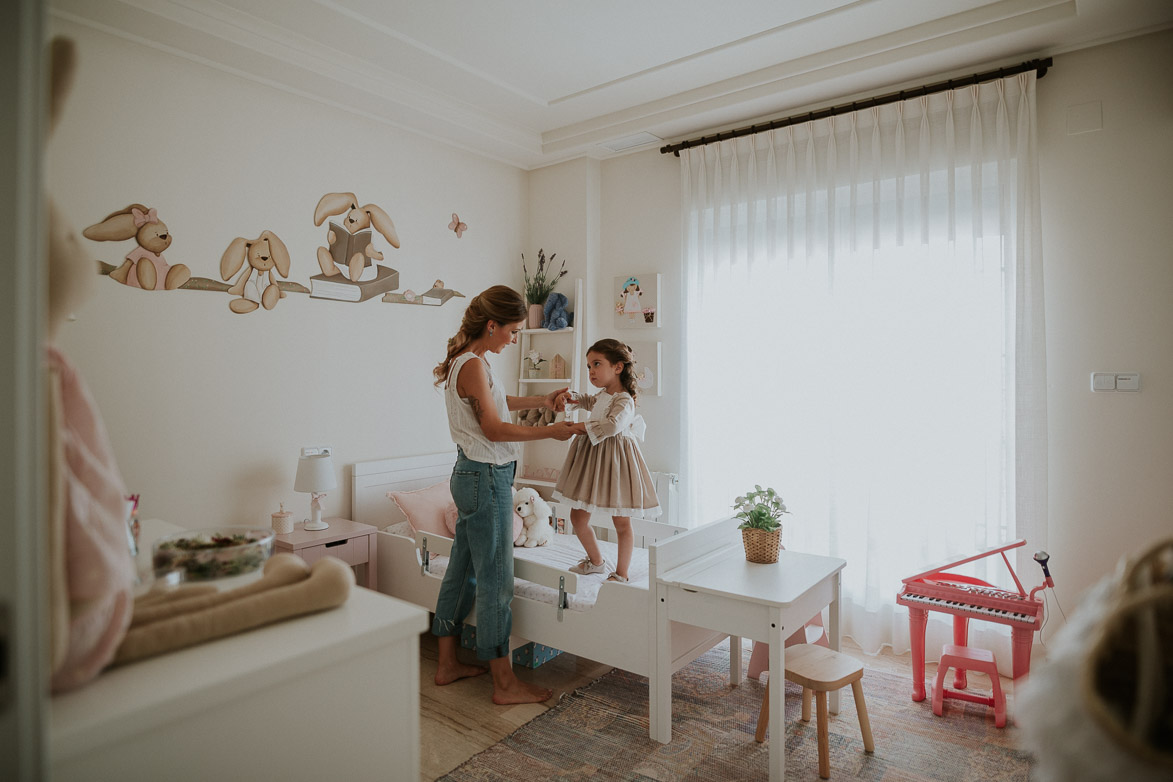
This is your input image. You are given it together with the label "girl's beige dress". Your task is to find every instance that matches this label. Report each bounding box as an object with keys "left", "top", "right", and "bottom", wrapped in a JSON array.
[{"left": 553, "top": 390, "right": 661, "bottom": 518}]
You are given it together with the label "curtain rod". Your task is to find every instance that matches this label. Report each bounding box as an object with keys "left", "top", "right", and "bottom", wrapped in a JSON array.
[{"left": 660, "top": 57, "right": 1053, "bottom": 157}]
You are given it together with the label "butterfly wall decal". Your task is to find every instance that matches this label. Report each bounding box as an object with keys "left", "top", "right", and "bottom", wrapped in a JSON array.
[{"left": 448, "top": 213, "right": 467, "bottom": 238}]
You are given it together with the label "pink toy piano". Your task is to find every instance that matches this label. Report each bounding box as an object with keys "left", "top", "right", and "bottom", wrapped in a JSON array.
[{"left": 896, "top": 540, "right": 1055, "bottom": 701}]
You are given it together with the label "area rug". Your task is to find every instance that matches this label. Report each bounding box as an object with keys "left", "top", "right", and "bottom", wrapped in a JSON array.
[{"left": 438, "top": 642, "right": 1034, "bottom": 781}]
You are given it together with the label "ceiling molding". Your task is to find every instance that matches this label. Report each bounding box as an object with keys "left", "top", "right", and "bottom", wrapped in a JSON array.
[
  {"left": 47, "top": 0, "right": 1173, "bottom": 170},
  {"left": 540, "top": 1, "right": 1075, "bottom": 153}
]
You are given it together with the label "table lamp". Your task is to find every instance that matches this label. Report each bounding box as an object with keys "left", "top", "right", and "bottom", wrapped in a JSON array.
[{"left": 294, "top": 452, "right": 337, "bottom": 531}]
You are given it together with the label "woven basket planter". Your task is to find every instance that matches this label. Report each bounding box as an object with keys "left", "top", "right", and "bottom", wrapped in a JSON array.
[{"left": 741, "top": 528, "right": 781, "bottom": 564}]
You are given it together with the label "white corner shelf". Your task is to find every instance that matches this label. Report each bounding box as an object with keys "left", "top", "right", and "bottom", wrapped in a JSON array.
[
  {"left": 521, "top": 326, "right": 575, "bottom": 335},
  {"left": 516, "top": 278, "right": 583, "bottom": 496}
]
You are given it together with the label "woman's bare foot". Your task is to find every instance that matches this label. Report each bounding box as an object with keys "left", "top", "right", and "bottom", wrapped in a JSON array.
[
  {"left": 434, "top": 660, "right": 487, "bottom": 686},
  {"left": 488, "top": 656, "right": 552, "bottom": 704},
  {"left": 492, "top": 677, "right": 553, "bottom": 705}
]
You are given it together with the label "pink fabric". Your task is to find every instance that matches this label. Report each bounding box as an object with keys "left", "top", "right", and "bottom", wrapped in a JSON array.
[
  {"left": 47, "top": 346, "right": 135, "bottom": 693},
  {"left": 388, "top": 483, "right": 454, "bottom": 537},
  {"left": 124, "top": 246, "right": 169, "bottom": 290},
  {"left": 389, "top": 481, "right": 523, "bottom": 542}
]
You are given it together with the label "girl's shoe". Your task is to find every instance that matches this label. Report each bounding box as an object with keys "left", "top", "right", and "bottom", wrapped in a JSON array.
[
  {"left": 606, "top": 573, "right": 629, "bottom": 583},
  {"left": 570, "top": 556, "right": 608, "bottom": 575}
]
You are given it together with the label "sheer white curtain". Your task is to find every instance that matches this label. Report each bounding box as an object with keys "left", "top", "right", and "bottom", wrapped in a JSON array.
[{"left": 679, "top": 74, "right": 1047, "bottom": 665}]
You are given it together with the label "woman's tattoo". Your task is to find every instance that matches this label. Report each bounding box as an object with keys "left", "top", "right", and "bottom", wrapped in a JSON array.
[{"left": 470, "top": 396, "right": 485, "bottom": 424}]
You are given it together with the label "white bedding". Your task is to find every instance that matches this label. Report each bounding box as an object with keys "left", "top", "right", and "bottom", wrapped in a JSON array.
[{"left": 385, "top": 521, "right": 649, "bottom": 611}]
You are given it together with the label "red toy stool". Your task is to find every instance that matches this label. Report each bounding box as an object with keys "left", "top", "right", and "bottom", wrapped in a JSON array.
[{"left": 931, "top": 644, "right": 1006, "bottom": 728}]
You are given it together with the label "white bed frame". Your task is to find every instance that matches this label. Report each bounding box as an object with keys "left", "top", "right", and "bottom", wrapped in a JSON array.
[{"left": 351, "top": 452, "right": 735, "bottom": 740}]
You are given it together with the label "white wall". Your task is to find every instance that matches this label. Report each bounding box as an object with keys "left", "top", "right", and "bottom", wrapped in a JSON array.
[
  {"left": 582, "top": 30, "right": 1173, "bottom": 608},
  {"left": 48, "top": 21, "right": 528, "bottom": 529},
  {"left": 1036, "top": 30, "right": 1173, "bottom": 604},
  {"left": 599, "top": 151, "right": 682, "bottom": 474}
]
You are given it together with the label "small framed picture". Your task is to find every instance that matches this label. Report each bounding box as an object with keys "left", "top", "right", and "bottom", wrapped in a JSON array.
[
  {"left": 627, "top": 340, "right": 662, "bottom": 397},
  {"left": 613, "top": 273, "right": 661, "bottom": 329}
]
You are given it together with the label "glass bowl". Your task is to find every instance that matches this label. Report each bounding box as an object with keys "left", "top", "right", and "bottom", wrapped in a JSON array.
[{"left": 152, "top": 526, "right": 274, "bottom": 582}]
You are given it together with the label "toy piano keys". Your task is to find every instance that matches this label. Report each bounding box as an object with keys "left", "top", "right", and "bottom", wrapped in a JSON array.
[{"left": 896, "top": 539, "right": 1055, "bottom": 701}]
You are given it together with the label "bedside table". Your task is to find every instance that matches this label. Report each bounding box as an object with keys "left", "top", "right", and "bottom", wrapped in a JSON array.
[{"left": 273, "top": 518, "right": 378, "bottom": 589}]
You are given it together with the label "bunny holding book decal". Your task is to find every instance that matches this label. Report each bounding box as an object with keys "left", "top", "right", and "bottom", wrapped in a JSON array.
[{"left": 313, "top": 192, "right": 400, "bottom": 282}]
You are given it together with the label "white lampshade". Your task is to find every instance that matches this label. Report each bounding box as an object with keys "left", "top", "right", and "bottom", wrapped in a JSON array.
[{"left": 294, "top": 453, "right": 337, "bottom": 493}]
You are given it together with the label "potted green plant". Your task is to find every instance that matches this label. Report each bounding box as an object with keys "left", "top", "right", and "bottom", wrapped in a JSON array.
[
  {"left": 521, "top": 248, "right": 567, "bottom": 328},
  {"left": 734, "top": 485, "right": 789, "bottom": 563}
]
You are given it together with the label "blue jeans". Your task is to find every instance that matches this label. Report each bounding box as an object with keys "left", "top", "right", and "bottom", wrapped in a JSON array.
[{"left": 431, "top": 449, "right": 516, "bottom": 660}]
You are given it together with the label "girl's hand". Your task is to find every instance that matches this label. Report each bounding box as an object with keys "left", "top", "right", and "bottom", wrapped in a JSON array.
[
  {"left": 569, "top": 422, "right": 587, "bottom": 436},
  {"left": 546, "top": 387, "right": 570, "bottom": 411}
]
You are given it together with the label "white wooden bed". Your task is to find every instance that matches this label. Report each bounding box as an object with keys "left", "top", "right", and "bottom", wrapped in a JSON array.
[{"left": 351, "top": 452, "right": 736, "bottom": 740}]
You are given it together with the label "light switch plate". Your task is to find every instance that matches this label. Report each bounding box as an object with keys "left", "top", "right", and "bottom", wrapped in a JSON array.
[
  {"left": 1091, "top": 373, "right": 1116, "bottom": 392},
  {"left": 1115, "top": 373, "right": 1140, "bottom": 391}
]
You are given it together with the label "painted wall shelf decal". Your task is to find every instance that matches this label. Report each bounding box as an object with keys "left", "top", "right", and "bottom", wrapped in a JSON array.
[{"left": 383, "top": 279, "right": 465, "bottom": 306}]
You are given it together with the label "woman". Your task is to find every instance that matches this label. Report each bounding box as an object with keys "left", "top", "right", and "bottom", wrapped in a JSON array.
[{"left": 431, "top": 285, "right": 575, "bottom": 704}]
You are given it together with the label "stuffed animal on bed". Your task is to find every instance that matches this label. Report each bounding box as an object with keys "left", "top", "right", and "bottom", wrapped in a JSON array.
[{"left": 514, "top": 487, "right": 554, "bottom": 548}]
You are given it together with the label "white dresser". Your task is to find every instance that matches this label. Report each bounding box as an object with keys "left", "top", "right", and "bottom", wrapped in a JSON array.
[{"left": 50, "top": 579, "right": 428, "bottom": 781}]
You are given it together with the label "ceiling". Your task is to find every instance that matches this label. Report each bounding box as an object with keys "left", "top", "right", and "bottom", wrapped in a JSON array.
[{"left": 50, "top": 0, "right": 1173, "bottom": 169}]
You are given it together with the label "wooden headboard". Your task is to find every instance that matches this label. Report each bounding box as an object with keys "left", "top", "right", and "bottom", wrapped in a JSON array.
[{"left": 351, "top": 452, "right": 456, "bottom": 529}]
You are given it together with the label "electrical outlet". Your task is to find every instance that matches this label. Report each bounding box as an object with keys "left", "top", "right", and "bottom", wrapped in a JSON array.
[{"left": 300, "top": 446, "right": 333, "bottom": 457}]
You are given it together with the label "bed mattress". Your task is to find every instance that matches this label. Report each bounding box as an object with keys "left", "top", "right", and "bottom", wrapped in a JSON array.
[{"left": 386, "top": 521, "right": 649, "bottom": 611}]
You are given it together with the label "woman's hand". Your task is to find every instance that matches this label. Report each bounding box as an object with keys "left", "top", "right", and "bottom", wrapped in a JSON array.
[
  {"left": 546, "top": 421, "right": 577, "bottom": 441},
  {"left": 545, "top": 387, "right": 570, "bottom": 411},
  {"left": 569, "top": 422, "right": 587, "bottom": 436}
]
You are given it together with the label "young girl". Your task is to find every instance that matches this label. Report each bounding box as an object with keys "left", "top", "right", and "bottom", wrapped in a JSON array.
[{"left": 553, "top": 339, "right": 660, "bottom": 583}]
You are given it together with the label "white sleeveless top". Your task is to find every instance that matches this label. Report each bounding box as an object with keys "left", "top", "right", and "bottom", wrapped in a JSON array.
[{"left": 445, "top": 352, "right": 521, "bottom": 466}]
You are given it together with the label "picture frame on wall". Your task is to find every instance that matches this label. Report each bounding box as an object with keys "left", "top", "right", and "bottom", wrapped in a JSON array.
[
  {"left": 613, "top": 272, "right": 661, "bottom": 329},
  {"left": 628, "top": 340, "right": 662, "bottom": 397}
]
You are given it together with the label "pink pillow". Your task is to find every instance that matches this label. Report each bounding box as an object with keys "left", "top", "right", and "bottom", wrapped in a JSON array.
[
  {"left": 389, "top": 482, "right": 524, "bottom": 542},
  {"left": 388, "top": 482, "right": 455, "bottom": 537}
]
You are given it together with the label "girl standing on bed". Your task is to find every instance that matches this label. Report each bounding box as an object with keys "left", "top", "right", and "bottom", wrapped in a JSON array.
[
  {"left": 431, "top": 285, "right": 575, "bottom": 705},
  {"left": 554, "top": 339, "right": 660, "bottom": 584}
]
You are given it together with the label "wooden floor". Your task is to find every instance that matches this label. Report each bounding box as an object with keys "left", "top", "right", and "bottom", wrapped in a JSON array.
[{"left": 417, "top": 633, "right": 1015, "bottom": 781}]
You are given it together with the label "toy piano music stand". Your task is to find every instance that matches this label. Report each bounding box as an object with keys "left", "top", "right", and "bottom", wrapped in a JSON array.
[{"left": 897, "top": 540, "right": 1055, "bottom": 701}]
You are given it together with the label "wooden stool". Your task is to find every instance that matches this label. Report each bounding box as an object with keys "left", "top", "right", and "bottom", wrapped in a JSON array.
[
  {"left": 931, "top": 643, "right": 1006, "bottom": 728},
  {"left": 754, "top": 644, "right": 875, "bottom": 779}
]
